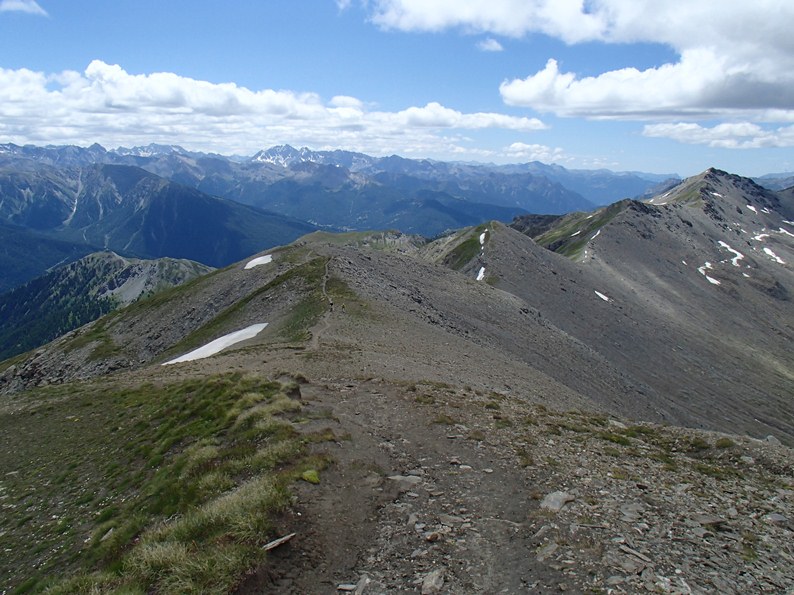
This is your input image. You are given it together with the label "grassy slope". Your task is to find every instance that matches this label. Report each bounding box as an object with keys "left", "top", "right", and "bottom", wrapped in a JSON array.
[{"left": 0, "top": 373, "right": 332, "bottom": 594}]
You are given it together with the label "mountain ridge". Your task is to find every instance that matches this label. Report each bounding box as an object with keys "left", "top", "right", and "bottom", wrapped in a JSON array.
[{"left": 1, "top": 166, "right": 792, "bottom": 594}]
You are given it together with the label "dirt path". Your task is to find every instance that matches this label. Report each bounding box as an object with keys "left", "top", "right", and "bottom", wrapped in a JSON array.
[
  {"left": 253, "top": 379, "right": 570, "bottom": 593},
  {"left": 309, "top": 258, "right": 333, "bottom": 351}
]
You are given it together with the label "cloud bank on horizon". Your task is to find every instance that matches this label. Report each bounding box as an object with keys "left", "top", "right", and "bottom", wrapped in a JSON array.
[
  {"left": 1, "top": 0, "right": 793, "bottom": 173},
  {"left": 0, "top": 60, "right": 544, "bottom": 158}
]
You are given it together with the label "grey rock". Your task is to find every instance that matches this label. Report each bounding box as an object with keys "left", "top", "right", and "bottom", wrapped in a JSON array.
[
  {"left": 388, "top": 475, "right": 422, "bottom": 492},
  {"left": 421, "top": 568, "right": 445, "bottom": 594},
  {"left": 540, "top": 491, "right": 575, "bottom": 512},
  {"left": 765, "top": 512, "right": 788, "bottom": 524},
  {"left": 536, "top": 542, "right": 559, "bottom": 562}
]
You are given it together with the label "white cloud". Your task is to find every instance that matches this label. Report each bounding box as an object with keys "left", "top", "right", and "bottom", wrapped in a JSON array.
[
  {"left": 504, "top": 142, "right": 567, "bottom": 162},
  {"left": 0, "top": 61, "right": 548, "bottom": 159},
  {"left": 642, "top": 122, "right": 794, "bottom": 149},
  {"left": 369, "top": 0, "right": 605, "bottom": 41},
  {"left": 0, "top": 0, "right": 47, "bottom": 15},
  {"left": 477, "top": 38, "right": 503, "bottom": 52},
  {"left": 397, "top": 102, "right": 545, "bottom": 131},
  {"left": 365, "top": 1, "right": 794, "bottom": 121}
]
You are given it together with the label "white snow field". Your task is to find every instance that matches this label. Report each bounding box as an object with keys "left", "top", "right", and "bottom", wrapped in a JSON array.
[
  {"left": 594, "top": 290, "right": 610, "bottom": 302},
  {"left": 244, "top": 254, "right": 273, "bottom": 269},
  {"left": 476, "top": 267, "right": 486, "bottom": 281},
  {"left": 162, "top": 323, "right": 268, "bottom": 365}
]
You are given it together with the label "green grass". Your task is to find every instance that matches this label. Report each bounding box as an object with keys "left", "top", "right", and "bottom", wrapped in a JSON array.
[
  {"left": 445, "top": 236, "right": 481, "bottom": 271},
  {"left": 534, "top": 201, "right": 629, "bottom": 258},
  {"left": 0, "top": 373, "right": 328, "bottom": 593},
  {"left": 163, "top": 257, "right": 328, "bottom": 356}
]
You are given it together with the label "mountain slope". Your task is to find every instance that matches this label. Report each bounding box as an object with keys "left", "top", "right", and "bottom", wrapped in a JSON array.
[
  {"left": 503, "top": 168, "right": 794, "bottom": 439},
  {"left": 0, "top": 251, "right": 213, "bottom": 361},
  {"left": 0, "top": 222, "right": 95, "bottom": 293},
  {"left": 0, "top": 162, "right": 316, "bottom": 279},
  {"left": 1, "top": 173, "right": 793, "bottom": 592}
]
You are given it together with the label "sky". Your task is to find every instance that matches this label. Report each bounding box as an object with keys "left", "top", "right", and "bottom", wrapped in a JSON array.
[{"left": 1, "top": 0, "right": 793, "bottom": 177}]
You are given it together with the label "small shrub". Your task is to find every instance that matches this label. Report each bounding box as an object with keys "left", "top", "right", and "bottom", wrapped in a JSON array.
[
  {"left": 431, "top": 414, "right": 457, "bottom": 425},
  {"left": 598, "top": 432, "right": 631, "bottom": 446}
]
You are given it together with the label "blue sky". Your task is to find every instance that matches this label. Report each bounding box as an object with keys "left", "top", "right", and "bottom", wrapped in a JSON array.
[{"left": 1, "top": 0, "right": 792, "bottom": 177}]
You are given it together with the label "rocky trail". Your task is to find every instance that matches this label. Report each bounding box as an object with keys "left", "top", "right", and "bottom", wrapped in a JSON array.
[
  {"left": 221, "top": 255, "right": 794, "bottom": 595},
  {"left": 244, "top": 372, "right": 794, "bottom": 594},
  {"left": 233, "top": 302, "right": 794, "bottom": 594}
]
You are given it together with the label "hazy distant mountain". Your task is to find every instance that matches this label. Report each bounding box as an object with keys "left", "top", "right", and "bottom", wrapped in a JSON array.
[
  {"left": 754, "top": 172, "right": 794, "bottom": 191},
  {"left": 0, "top": 160, "right": 315, "bottom": 286},
  {"left": 1, "top": 143, "right": 680, "bottom": 228},
  {"left": 0, "top": 251, "right": 212, "bottom": 360},
  {"left": 0, "top": 223, "right": 95, "bottom": 293}
]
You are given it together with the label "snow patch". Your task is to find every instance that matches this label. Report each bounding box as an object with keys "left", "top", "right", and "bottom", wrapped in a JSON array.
[
  {"left": 594, "top": 290, "right": 610, "bottom": 302},
  {"left": 784, "top": 220, "right": 794, "bottom": 225},
  {"left": 571, "top": 230, "right": 581, "bottom": 237},
  {"left": 479, "top": 231, "right": 487, "bottom": 245},
  {"left": 778, "top": 227, "right": 794, "bottom": 238},
  {"left": 682, "top": 260, "right": 687, "bottom": 266},
  {"left": 763, "top": 247, "right": 786, "bottom": 264},
  {"left": 711, "top": 192, "right": 723, "bottom": 197},
  {"left": 591, "top": 229, "right": 601, "bottom": 241},
  {"left": 476, "top": 267, "right": 486, "bottom": 281},
  {"left": 746, "top": 205, "right": 758, "bottom": 213},
  {"left": 697, "top": 262, "right": 721, "bottom": 285},
  {"left": 244, "top": 254, "right": 273, "bottom": 269},
  {"left": 717, "top": 241, "right": 744, "bottom": 267},
  {"left": 753, "top": 233, "right": 770, "bottom": 241},
  {"left": 162, "top": 323, "right": 268, "bottom": 365}
]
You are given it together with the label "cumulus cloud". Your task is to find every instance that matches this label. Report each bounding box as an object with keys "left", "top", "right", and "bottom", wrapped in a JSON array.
[
  {"left": 0, "top": 61, "right": 548, "bottom": 158},
  {"left": 477, "top": 38, "right": 503, "bottom": 52},
  {"left": 397, "top": 102, "right": 545, "bottom": 131},
  {"left": 365, "top": 0, "right": 794, "bottom": 121},
  {"left": 0, "top": 0, "right": 47, "bottom": 15},
  {"left": 643, "top": 122, "right": 794, "bottom": 149},
  {"left": 504, "top": 142, "right": 567, "bottom": 162}
]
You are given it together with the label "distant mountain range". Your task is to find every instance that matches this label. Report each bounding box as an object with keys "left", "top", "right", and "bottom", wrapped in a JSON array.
[{"left": 3, "top": 142, "right": 791, "bottom": 296}]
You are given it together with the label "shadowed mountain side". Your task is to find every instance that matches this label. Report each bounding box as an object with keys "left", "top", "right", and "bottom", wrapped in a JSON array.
[
  {"left": 0, "top": 223, "right": 95, "bottom": 293},
  {"left": 0, "top": 252, "right": 213, "bottom": 361},
  {"left": 0, "top": 163, "right": 317, "bottom": 279}
]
